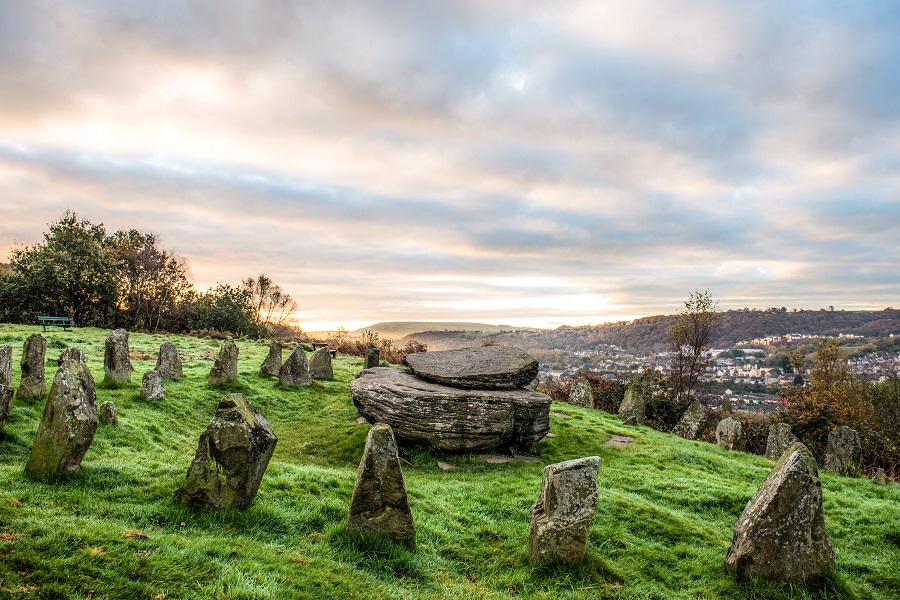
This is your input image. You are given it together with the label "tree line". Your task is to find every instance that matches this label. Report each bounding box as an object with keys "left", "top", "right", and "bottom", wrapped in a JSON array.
[{"left": 0, "top": 211, "right": 298, "bottom": 337}]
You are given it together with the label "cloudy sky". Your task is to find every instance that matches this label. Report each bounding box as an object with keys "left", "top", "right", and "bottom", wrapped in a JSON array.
[{"left": 2, "top": 1, "right": 899, "bottom": 330}]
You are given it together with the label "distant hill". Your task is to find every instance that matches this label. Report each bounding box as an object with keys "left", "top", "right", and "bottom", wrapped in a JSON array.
[
  {"left": 353, "top": 321, "right": 520, "bottom": 340},
  {"left": 400, "top": 309, "right": 900, "bottom": 354}
]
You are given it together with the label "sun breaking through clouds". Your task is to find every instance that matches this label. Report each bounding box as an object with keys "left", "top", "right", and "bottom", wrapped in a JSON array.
[{"left": 2, "top": 1, "right": 900, "bottom": 330}]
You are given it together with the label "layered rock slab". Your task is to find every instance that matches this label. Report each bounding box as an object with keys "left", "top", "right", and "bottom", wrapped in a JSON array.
[
  {"left": 175, "top": 393, "right": 277, "bottom": 512},
  {"left": 403, "top": 346, "right": 538, "bottom": 390},
  {"left": 347, "top": 423, "right": 415, "bottom": 547},
  {"left": 25, "top": 350, "right": 97, "bottom": 476},
  {"left": 529, "top": 456, "right": 600, "bottom": 565},
  {"left": 725, "top": 443, "right": 835, "bottom": 582},
  {"left": 351, "top": 367, "right": 550, "bottom": 451}
]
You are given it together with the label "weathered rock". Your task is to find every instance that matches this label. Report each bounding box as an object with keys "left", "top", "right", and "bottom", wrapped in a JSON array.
[
  {"left": 568, "top": 378, "right": 594, "bottom": 408},
  {"left": 672, "top": 401, "right": 709, "bottom": 440},
  {"left": 58, "top": 347, "right": 85, "bottom": 367},
  {"left": 403, "top": 346, "right": 539, "bottom": 390},
  {"left": 824, "top": 426, "right": 862, "bottom": 477},
  {"left": 99, "top": 400, "right": 117, "bottom": 424},
  {"left": 140, "top": 369, "right": 166, "bottom": 401},
  {"left": 279, "top": 346, "right": 311, "bottom": 386},
  {"left": 17, "top": 334, "right": 47, "bottom": 400},
  {"left": 618, "top": 385, "right": 645, "bottom": 426},
  {"left": 871, "top": 468, "right": 888, "bottom": 486},
  {"left": 309, "top": 346, "right": 334, "bottom": 380},
  {"left": 208, "top": 340, "right": 239, "bottom": 386},
  {"left": 765, "top": 423, "right": 800, "bottom": 461},
  {"left": 174, "top": 393, "right": 278, "bottom": 512},
  {"left": 716, "top": 417, "right": 746, "bottom": 451},
  {"left": 0, "top": 384, "right": 13, "bottom": 430},
  {"left": 351, "top": 367, "right": 550, "bottom": 451},
  {"left": 347, "top": 423, "right": 415, "bottom": 547},
  {"left": 529, "top": 456, "right": 600, "bottom": 565},
  {"left": 155, "top": 341, "right": 183, "bottom": 381},
  {"left": 103, "top": 329, "right": 134, "bottom": 385},
  {"left": 725, "top": 443, "right": 835, "bottom": 582},
  {"left": 258, "top": 341, "right": 283, "bottom": 377},
  {"left": 0, "top": 345, "right": 11, "bottom": 387},
  {"left": 24, "top": 353, "right": 98, "bottom": 476},
  {"left": 364, "top": 345, "right": 380, "bottom": 369}
]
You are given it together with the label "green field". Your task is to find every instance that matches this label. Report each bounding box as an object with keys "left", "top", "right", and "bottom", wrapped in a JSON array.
[{"left": 0, "top": 324, "right": 897, "bottom": 599}]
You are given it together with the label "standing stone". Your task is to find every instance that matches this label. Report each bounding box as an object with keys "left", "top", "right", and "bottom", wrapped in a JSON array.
[
  {"left": 765, "top": 423, "right": 800, "bottom": 461},
  {"left": 618, "top": 385, "right": 645, "bottom": 426},
  {"left": 99, "top": 401, "right": 117, "bottom": 424},
  {"left": 364, "top": 345, "right": 380, "bottom": 369},
  {"left": 155, "top": 341, "right": 183, "bottom": 381},
  {"left": 568, "top": 378, "right": 594, "bottom": 409},
  {"left": 872, "top": 468, "right": 888, "bottom": 486},
  {"left": 279, "top": 346, "right": 311, "bottom": 387},
  {"left": 174, "top": 393, "right": 278, "bottom": 512},
  {"left": 140, "top": 370, "right": 166, "bottom": 401},
  {"left": 208, "top": 340, "right": 239, "bottom": 386},
  {"left": 58, "top": 347, "right": 85, "bottom": 367},
  {"left": 672, "top": 401, "right": 709, "bottom": 440},
  {"left": 103, "top": 329, "right": 134, "bottom": 385},
  {"left": 0, "top": 384, "right": 13, "bottom": 431},
  {"left": 347, "top": 423, "right": 416, "bottom": 548},
  {"left": 0, "top": 345, "right": 12, "bottom": 387},
  {"left": 258, "top": 341, "right": 283, "bottom": 377},
  {"left": 824, "top": 426, "right": 863, "bottom": 477},
  {"left": 309, "top": 346, "right": 334, "bottom": 380},
  {"left": 725, "top": 443, "right": 835, "bottom": 582},
  {"left": 17, "top": 334, "right": 46, "bottom": 400},
  {"left": 529, "top": 456, "right": 600, "bottom": 565},
  {"left": 24, "top": 351, "right": 98, "bottom": 476},
  {"left": 716, "top": 417, "right": 746, "bottom": 451}
]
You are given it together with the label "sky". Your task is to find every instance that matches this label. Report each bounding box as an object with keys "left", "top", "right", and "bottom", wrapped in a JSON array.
[{"left": 2, "top": 1, "right": 899, "bottom": 331}]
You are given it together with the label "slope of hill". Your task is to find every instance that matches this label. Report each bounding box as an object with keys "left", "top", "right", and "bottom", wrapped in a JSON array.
[
  {"left": 353, "top": 321, "right": 519, "bottom": 340},
  {"left": 401, "top": 309, "right": 900, "bottom": 354},
  {"left": 0, "top": 323, "right": 897, "bottom": 599}
]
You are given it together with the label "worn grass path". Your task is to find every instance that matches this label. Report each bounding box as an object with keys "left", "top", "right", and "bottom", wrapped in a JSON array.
[{"left": 0, "top": 324, "right": 897, "bottom": 599}]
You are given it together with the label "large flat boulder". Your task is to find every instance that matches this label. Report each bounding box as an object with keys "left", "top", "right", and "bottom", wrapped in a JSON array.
[
  {"left": 350, "top": 367, "right": 550, "bottom": 451},
  {"left": 403, "top": 346, "right": 538, "bottom": 390}
]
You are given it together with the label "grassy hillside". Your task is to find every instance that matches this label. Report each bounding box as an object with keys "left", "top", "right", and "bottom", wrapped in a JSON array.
[{"left": 0, "top": 324, "right": 897, "bottom": 600}]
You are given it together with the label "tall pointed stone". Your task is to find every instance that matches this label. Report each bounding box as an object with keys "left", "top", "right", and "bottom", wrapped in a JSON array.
[
  {"left": 716, "top": 417, "right": 746, "bottom": 451},
  {"left": 347, "top": 423, "right": 416, "bottom": 548},
  {"left": 568, "top": 378, "right": 594, "bottom": 408},
  {"left": 618, "top": 384, "right": 645, "bottom": 426},
  {"left": 17, "top": 334, "right": 46, "bottom": 400},
  {"left": 765, "top": 423, "right": 800, "bottom": 461},
  {"left": 155, "top": 341, "right": 184, "bottom": 381},
  {"left": 725, "top": 443, "right": 835, "bottom": 582},
  {"left": 259, "top": 341, "right": 283, "bottom": 377},
  {"left": 824, "top": 426, "right": 863, "bottom": 477},
  {"left": 673, "top": 400, "right": 709, "bottom": 440},
  {"left": 529, "top": 456, "right": 600, "bottom": 565},
  {"left": 309, "top": 346, "right": 334, "bottom": 380},
  {"left": 0, "top": 344, "right": 12, "bottom": 387},
  {"left": 175, "top": 393, "right": 277, "bottom": 512},
  {"left": 103, "top": 329, "right": 134, "bottom": 385},
  {"left": 279, "top": 346, "right": 311, "bottom": 387},
  {"left": 25, "top": 350, "right": 98, "bottom": 476},
  {"left": 208, "top": 340, "right": 239, "bottom": 386}
]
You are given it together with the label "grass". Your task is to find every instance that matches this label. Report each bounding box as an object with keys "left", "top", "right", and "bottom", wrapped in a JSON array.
[{"left": 0, "top": 323, "right": 897, "bottom": 599}]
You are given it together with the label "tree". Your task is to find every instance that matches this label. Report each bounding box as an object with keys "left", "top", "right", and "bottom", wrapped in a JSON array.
[
  {"left": 241, "top": 274, "right": 298, "bottom": 328},
  {"left": 192, "top": 284, "right": 262, "bottom": 337},
  {"left": 8, "top": 211, "right": 118, "bottom": 326},
  {"left": 668, "top": 289, "right": 720, "bottom": 407}
]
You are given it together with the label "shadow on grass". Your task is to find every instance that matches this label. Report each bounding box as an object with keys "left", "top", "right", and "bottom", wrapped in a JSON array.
[
  {"left": 736, "top": 571, "right": 858, "bottom": 600},
  {"left": 529, "top": 552, "right": 625, "bottom": 589}
]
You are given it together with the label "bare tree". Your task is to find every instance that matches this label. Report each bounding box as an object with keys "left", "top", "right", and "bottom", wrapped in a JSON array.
[
  {"left": 241, "top": 274, "right": 298, "bottom": 327},
  {"left": 668, "top": 289, "right": 720, "bottom": 408}
]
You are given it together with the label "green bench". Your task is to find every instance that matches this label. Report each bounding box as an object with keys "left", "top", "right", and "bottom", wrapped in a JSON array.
[{"left": 38, "top": 316, "right": 73, "bottom": 331}]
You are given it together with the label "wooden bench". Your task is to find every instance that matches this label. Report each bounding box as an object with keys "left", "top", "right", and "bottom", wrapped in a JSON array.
[{"left": 38, "top": 316, "right": 73, "bottom": 331}]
